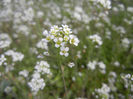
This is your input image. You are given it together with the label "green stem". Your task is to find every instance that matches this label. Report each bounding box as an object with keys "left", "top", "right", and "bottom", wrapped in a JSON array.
[
  {"left": 60, "top": 65, "right": 68, "bottom": 98},
  {"left": 58, "top": 51, "right": 68, "bottom": 98}
]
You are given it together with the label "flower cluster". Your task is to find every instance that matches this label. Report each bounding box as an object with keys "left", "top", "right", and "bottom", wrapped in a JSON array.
[
  {"left": 35, "top": 61, "right": 51, "bottom": 75},
  {"left": 4, "top": 86, "right": 12, "bottom": 94},
  {"left": 36, "top": 39, "right": 48, "bottom": 50},
  {"left": 95, "top": 83, "right": 111, "bottom": 99},
  {"left": 108, "top": 72, "right": 117, "bottom": 92},
  {"left": 28, "top": 72, "right": 45, "bottom": 95},
  {"left": 19, "top": 70, "right": 29, "bottom": 78},
  {"left": 68, "top": 62, "right": 75, "bottom": 68},
  {"left": 87, "top": 60, "right": 97, "bottom": 70},
  {"left": 121, "top": 74, "right": 133, "bottom": 90},
  {"left": 0, "top": 33, "right": 12, "bottom": 48},
  {"left": 122, "top": 74, "right": 133, "bottom": 81},
  {"left": 97, "top": 0, "right": 111, "bottom": 9},
  {"left": 42, "top": 25, "right": 79, "bottom": 57},
  {"left": 28, "top": 61, "right": 51, "bottom": 94},
  {"left": 0, "top": 54, "right": 6, "bottom": 66},
  {"left": 88, "top": 34, "right": 103, "bottom": 47},
  {"left": 121, "top": 38, "right": 130, "bottom": 48},
  {"left": 5, "top": 50, "right": 24, "bottom": 62},
  {"left": 87, "top": 61, "right": 106, "bottom": 74}
]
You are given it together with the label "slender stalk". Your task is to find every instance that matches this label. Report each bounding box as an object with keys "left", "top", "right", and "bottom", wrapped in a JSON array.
[
  {"left": 58, "top": 52, "right": 68, "bottom": 98},
  {"left": 60, "top": 65, "right": 68, "bottom": 98}
]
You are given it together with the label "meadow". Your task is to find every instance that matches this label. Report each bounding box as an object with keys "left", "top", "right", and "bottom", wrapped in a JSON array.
[{"left": 0, "top": 0, "right": 133, "bottom": 99}]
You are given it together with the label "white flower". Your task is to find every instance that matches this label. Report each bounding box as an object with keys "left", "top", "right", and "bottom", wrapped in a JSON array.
[
  {"left": 114, "top": 61, "right": 120, "bottom": 67},
  {"left": 50, "top": 28, "right": 57, "bottom": 36},
  {"left": 23, "top": 7, "right": 34, "bottom": 22},
  {"left": 0, "top": 33, "right": 12, "bottom": 48},
  {"left": 131, "top": 76, "right": 133, "bottom": 81},
  {"left": 97, "top": 0, "right": 111, "bottom": 9},
  {"left": 125, "top": 74, "right": 131, "bottom": 79},
  {"left": 5, "top": 50, "right": 24, "bottom": 62},
  {"left": 36, "top": 39, "right": 48, "bottom": 50},
  {"left": 15, "top": 25, "right": 29, "bottom": 36},
  {"left": 4, "top": 86, "right": 12, "bottom": 93},
  {"left": 101, "top": 84, "right": 110, "bottom": 93},
  {"left": 35, "top": 61, "right": 51, "bottom": 75},
  {"left": 122, "top": 38, "right": 130, "bottom": 48},
  {"left": 77, "top": 51, "right": 81, "bottom": 59},
  {"left": 87, "top": 61, "right": 97, "bottom": 70},
  {"left": 88, "top": 34, "right": 103, "bottom": 46},
  {"left": 45, "top": 34, "right": 54, "bottom": 42},
  {"left": 28, "top": 77, "right": 45, "bottom": 94},
  {"left": 37, "top": 11, "right": 44, "bottom": 18},
  {"left": 72, "top": 77, "right": 76, "bottom": 81},
  {"left": 50, "top": 25, "right": 60, "bottom": 36},
  {"left": 60, "top": 42, "right": 66, "bottom": 47},
  {"left": 127, "top": 7, "right": 133, "bottom": 13},
  {"left": 64, "top": 35, "right": 69, "bottom": 41},
  {"left": 68, "top": 62, "right": 75, "bottom": 68},
  {"left": 98, "top": 62, "right": 106, "bottom": 69},
  {"left": 78, "top": 72, "right": 82, "bottom": 77},
  {"left": 64, "top": 28, "right": 72, "bottom": 35},
  {"left": 0, "top": 54, "right": 6, "bottom": 66},
  {"left": 43, "top": 51, "right": 50, "bottom": 56},
  {"left": 69, "top": 35, "right": 79, "bottom": 46},
  {"left": 51, "top": 25, "right": 60, "bottom": 31},
  {"left": 12, "top": 52, "right": 24, "bottom": 62},
  {"left": 60, "top": 47, "right": 69, "bottom": 57},
  {"left": 62, "top": 25, "right": 72, "bottom": 35},
  {"left": 42, "top": 25, "right": 79, "bottom": 57},
  {"left": 42, "top": 30, "right": 48, "bottom": 36},
  {"left": 95, "top": 83, "right": 110, "bottom": 99},
  {"left": 62, "top": 24, "right": 69, "bottom": 29},
  {"left": 32, "top": 72, "right": 41, "bottom": 79},
  {"left": 19, "top": 70, "right": 29, "bottom": 78},
  {"left": 54, "top": 37, "right": 63, "bottom": 48}
]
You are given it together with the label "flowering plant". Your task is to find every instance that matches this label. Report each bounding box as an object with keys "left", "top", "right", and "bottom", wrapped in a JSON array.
[{"left": 42, "top": 25, "right": 79, "bottom": 57}]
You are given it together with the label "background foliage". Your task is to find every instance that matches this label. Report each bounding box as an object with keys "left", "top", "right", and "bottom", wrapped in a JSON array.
[{"left": 0, "top": 0, "right": 133, "bottom": 99}]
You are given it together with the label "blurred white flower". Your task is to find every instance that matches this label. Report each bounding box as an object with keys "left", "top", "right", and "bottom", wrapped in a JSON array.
[
  {"left": 32, "top": 72, "right": 41, "bottom": 79},
  {"left": 43, "top": 51, "right": 50, "bottom": 56},
  {"left": 0, "top": 54, "right": 6, "bottom": 66},
  {"left": 4, "top": 86, "right": 12, "bottom": 93},
  {"left": 22, "top": 7, "right": 34, "bottom": 22},
  {"left": 88, "top": 34, "right": 102, "bottom": 47},
  {"left": 97, "top": 0, "right": 111, "bottom": 9},
  {"left": 36, "top": 39, "right": 48, "bottom": 50},
  {"left": 5, "top": 50, "right": 24, "bottom": 62},
  {"left": 122, "top": 38, "right": 130, "bottom": 48},
  {"left": 77, "top": 51, "right": 81, "bottom": 59},
  {"left": 68, "top": 62, "right": 75, "bottom": 68},
  {"left": 43, "top": 30, "right": 49, "bottom": 36},
  {"left": 95, "top": 83, "right": 110, "bottom": 99},
  {"left": 87, "top": 61, "right": 97, "bottom": 70},
  {"left": 98, "top": 62, "right": 106, "bottom": 69},
  {"left": 127, "top": 7, "right": 133, "bottom": 13},
  {"left": 28, "top": 77, "right": 45, "bottom": 94},
  {"left": 35, "top": 61, "right": 51, "bottom": 75},
  {"left": 0, "top": 33, "right": 12, "bottom": 48},
  {"left": 37, "top": 11, "right": 44, "bottom": 18},
  {"left": 114, "top": 61, "right": 120, "bottom": 67},
  {"left": 19, "top": 70, "right": 29, "bottom": 78}
]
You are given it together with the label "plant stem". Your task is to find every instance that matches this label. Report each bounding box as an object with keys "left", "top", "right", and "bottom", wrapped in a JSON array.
[
  {"left": 60, "top": 65, "right": 68, "bottom": 98},
  {"left": 58, "top": 53, "right": 68, "bottom": 98}
]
